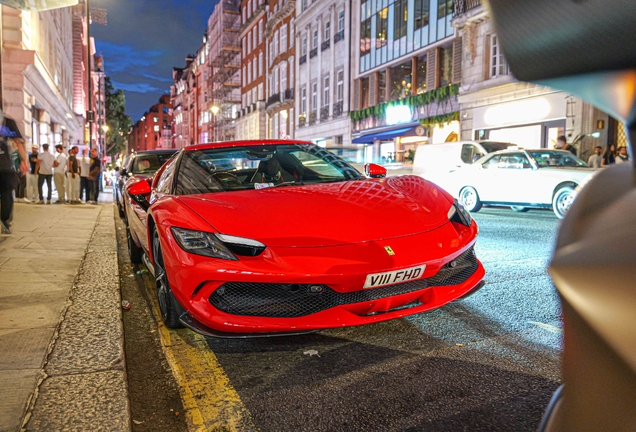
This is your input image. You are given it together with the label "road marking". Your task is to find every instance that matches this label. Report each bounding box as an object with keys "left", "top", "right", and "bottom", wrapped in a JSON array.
[
  {"left": 145, "top": 275, "right": 257, "bottom": 431},
  {"left": 528, "top": 321, "right": 563, "bottom": 334}
]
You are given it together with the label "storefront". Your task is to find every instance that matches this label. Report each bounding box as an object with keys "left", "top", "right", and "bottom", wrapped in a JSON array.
[{"left": 471, "top": 92, "right": 568, "bottom": 148}]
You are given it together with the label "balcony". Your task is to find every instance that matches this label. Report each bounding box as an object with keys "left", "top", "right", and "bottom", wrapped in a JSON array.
[
  {"left": 453, "top": 0, "right": 482, "bottom": 16},
  {"left": 320, "top": 106, "right": 329, "bottom": 122},
  {"left": 265, "top": 0, "right": 295, "bottom": 37},
  {"left": 267, "top": 92, "right": 281, "bottom": 107},
  {"left": 283, "top": 88, "right": 294, "bottom": 101},
  {"left": 309, "top": 48, "right": 318, "bottom": 59},
  {"left": 299, "top": 55, "right": 307, "bottom": 65},
  {"left": 308, "top": 110, "right": 317, "bottom": 126},
  {"left": 321, "top": 40, "right": 330, "bottom": 52},
  {"left": 333, "top": 101, "right": 343, "bottom": 118},
  {"left": 334, "top": 30, "right": 345, "bottom": 43}
]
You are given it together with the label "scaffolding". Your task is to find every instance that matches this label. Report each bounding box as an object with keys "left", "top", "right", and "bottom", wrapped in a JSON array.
[{"left": 208, "top": 0, "right": 242, "bottom": 141}]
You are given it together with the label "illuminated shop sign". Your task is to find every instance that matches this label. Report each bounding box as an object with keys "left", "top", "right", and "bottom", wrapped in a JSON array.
[{"left": 386, "top": 105, "right": 412, "bottom": 126}]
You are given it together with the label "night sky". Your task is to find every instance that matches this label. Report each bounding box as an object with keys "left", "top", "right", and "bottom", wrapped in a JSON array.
[{"left": 91, "top": 0, "right": 217, "bottom": 121}]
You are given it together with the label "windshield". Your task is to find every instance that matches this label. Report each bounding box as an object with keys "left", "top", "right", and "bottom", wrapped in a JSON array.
[
  {"left": 175, "top": 143, "right": 363, "bottom": 195},
  {"left": 132, "top": 153, "right": 175, "bottom": 174},
  {"left": 528, "top": 150, "right": 588, "bottom": 168},
  {"left": 479, "top": 142, "right": 517, "bottom": 153}
]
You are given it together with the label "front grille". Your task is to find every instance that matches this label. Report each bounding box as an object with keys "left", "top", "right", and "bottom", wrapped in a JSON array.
[{"left": 209, "top": 247, "right": 478, "bottom": 318}]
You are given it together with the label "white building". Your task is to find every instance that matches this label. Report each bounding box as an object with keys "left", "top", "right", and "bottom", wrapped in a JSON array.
[{"left": 294, "top": 0, "right": 352, "bottom": 148}]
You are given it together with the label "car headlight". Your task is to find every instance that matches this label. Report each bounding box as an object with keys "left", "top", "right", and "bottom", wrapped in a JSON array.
[
  {"left": 171, "top": 227, "right": 238, "bottom": 260},
  {"left": 447, "top": 199, "right": 473, "bottom": 227}
]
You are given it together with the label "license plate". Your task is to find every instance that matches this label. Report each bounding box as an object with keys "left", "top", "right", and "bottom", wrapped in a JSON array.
[{"left": 363, "top": 265, "right": 426, "bottom": 289}]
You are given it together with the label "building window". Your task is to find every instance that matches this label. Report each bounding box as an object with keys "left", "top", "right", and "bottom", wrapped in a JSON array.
[
  {"left": 154, "top": 125, "right": 160, "bottom": 132},
  {"left": 274, "top": 30, "right": 279, "bottom": 58},
  {"left": 258, "top": 83, "right": 264, "bottom": 100},
  {"left": 490, "top": 34, "right": 510, "bottom": 78},
  {"left": 438, "top": 0, "right": 454, "bottom": 19},
  {"left": 390, "top": 61, "right": 412, "bottom": 100},
  {"left": 338, "top": 10, "right": 345, "bottom": 33},
  {"left": 439, "top": 44, "right": 453, "bottom": 87},
  {"left": 247, "top": 30, "right": 252, "bottom": 54},
  {"left": 361, "top": 77, "right": 369, "bottom": 109},
  {"left": 336, "top": 70, "right": 344, "bottom": 102},
  {"left": 259, "top": 52, "right": 263, "bottom": 76},
  {"left": 378, "top": 69, "right": 386, "bottom": 103},
  {"left": 253, "top": 27, "right": 257, "bottom": 51},
  {"left": 281, "top": 62, "right": 288, "bottom": 91},
  {"left": 301, "top": 86, "right": 307, "bottom": 113},
  {"left": 313, "top": 30, "right": 318, "bottom": 49},
  {"left": 416, "top": 54, "right": 427, "bottom": 93},
  {"left": 376, "top": 8, "right": 388, "bottom": 48},
  {"left": 414, "top": 0, "right": 430, "bottom": 30},
  {"left": 323, "top": 76, "right": 330, "bottom": 106},
  {"left": 281, "top": 24, "right": 288, "bottom": 52},
  {"left": 302, "top": 36, "right": 307, "bottom": 56},
  {"left": 290, "top": 21, "right": 295, "bottom": 47},
  {"left": 360, "top": 18, "right": 371, "bottom": 55},
  {"left": 312, "top": 82, "right": 317, "bottom": 111},
  {"left": 324, "top": 20, "right": 330, "bottom": 41},
  {"left": 259, "top": 20, "right": 263, "bottom": 44},
  {"left": 301, "top": 0, "right": 307, "bottom": 12},
  {"left": 153, "top": 117, "right": 158, "bottom": 122},
  {"left": 393, "top": 0, "right": 408, "bottom": 40}
]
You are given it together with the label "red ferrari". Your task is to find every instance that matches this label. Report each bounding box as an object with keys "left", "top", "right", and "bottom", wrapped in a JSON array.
[{"left": 125, "top": 140, "right": 485, "bottom": 337}]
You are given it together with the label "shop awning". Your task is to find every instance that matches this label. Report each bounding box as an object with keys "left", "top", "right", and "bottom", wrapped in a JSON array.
[{"left": 352, "top": 126, "right": 416, "bottom": 144}]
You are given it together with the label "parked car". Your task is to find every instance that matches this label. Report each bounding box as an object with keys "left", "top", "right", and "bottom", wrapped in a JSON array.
[
  {"left": 113, "top": 154, "right": 131, "bottom": 209},
  {"left": 125, "top": 140, "right": 485, "bottom": 337},
  {"left": 116, "top": 150, "right": 177, "bottom": 219},
  {"left": 412, "top": 140, "right": 517, "bottom": 190},
  {"left": 448, "top": 148, "right": 596, "bottom": 218}
]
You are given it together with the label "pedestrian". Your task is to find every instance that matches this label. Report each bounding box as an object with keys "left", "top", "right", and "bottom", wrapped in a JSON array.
[
  {"left": 0, "top": 110, "right": 28, "bottom": 236},
  {"left": 27, "top": 144, "right": 39, "bottom": 202},
  {"left": 601, "top": 144, "right": 616, "bottom": 166},
  {"left": 587, "top": 145, "right": 603, "bottom": 169},
  {"left": 556, "top": 135, "right": 577, "bottom": 155},
  {"left": 88, "top": 148, "right": 101, "bottom": 204},
  {"left": 12, "top": 145, "right": 28, "bottom": 203},
  {"left": 80, "top": 148, "right": 91, "bottom": 202},
  {"left": 53, "top": 144, "right": 67, "bottom": 204},
  {"left": 67, "top": 146, "right": 81, "bottom": 203},
  {"left": 36, "top": 143, "right": 55, "bottom": 204},
  {"left": 615, "top": 146, "right": 630, "bottom": 164}
]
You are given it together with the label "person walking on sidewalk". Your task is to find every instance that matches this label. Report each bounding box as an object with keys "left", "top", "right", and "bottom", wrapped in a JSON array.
[
  {"left": 80, "top": 148, "right": 90, "bottom": 202},
  {"left": 88, "top": 148, "right": 101, "bottom": 204},
  {"left": 27, "top": 144, "right": 39, "bottom": 202},
  {"left": 36, "top": 144, "right": 54, "bottom": 204},
  {"left": 67, "top": 146, "right": 81, "bottom": 204},
  {"left": 12, "top": 146, "right": 28, "bottom": 203},
  {"left": 615, "top": 146, "right": 630, "bottom": 164},
  {"left": 53, "top": 144, "right": 67, "bottom": 204},
  {"left": 0, "top": 112, "right": 28, "bottom": 236}
]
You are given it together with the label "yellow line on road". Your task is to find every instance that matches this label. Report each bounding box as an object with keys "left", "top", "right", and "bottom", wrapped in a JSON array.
[
  {"left": 528, "top": 321, "right": 563, "bottom": 334},
  {"left": 145, "top": 276, "right": 257, "bottom": 431}
]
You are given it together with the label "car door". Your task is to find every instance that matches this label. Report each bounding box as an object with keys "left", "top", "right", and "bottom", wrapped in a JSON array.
[{"left": 485, "top": 152, "right": 535, "bottom": 203}]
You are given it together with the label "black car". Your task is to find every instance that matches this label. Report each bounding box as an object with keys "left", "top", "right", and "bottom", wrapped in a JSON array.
[{"left": 115, "top": 149, "right": 177, "bottom": 219}]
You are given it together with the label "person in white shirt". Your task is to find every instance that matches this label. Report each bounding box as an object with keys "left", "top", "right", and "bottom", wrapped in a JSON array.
[
  {"left": 80, "top": 148, "right": 91, "bottom": 202},
  {"left": 36, "top": 144, "right": 55, "bottom": 204},
  {"left": 53, "top": 144, "right": 68, "bottom": 203},
  {"left": 615, "top": 146, "right": 630, "bottom": 164},
  {"left": 587, "top": 146, "right": 603, "bottom": 169}
]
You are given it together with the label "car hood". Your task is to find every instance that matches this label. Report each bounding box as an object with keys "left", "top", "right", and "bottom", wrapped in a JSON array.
[{"left": 176, "top": 176, "right": 453, "bottom": 247}]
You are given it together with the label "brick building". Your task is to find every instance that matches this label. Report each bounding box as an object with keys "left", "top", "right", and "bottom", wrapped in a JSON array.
[{"left": 129, "top": 95, "right": 173, "bottom": 151}]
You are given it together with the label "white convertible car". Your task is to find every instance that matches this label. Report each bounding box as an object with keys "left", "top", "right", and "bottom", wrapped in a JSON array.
[{"left": 448, "top": 149, "right": 596, "bottom": 218}]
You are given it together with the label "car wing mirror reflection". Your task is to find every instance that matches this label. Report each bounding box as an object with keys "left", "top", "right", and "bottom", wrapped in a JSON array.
[{"left": 364, "top": 163, "right": 387, "bottom": 179}]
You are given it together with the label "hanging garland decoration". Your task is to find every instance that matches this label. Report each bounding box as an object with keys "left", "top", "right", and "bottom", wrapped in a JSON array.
[
  {"left": 419, "top": 111, "right": 460, "bottom": 127},
  {"left": 349, "top": 84, "right": 459, "bottom": 122}
]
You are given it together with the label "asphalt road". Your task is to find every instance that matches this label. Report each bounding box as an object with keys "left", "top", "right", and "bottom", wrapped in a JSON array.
[{"left": 123, "top": 206, "right": 563, "bottom": 431}]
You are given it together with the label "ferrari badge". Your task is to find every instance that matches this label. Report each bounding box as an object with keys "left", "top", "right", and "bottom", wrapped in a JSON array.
[{"left": 384, "top": 246, "right": 395, "bottom": 256}]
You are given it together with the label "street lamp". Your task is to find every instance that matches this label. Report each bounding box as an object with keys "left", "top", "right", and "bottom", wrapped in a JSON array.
[
  {"left": 102, "top": 125, "right": 109, "bottom": 133},
  {"left": 210, "top": 105, "right": 219, "bottom": 142}
]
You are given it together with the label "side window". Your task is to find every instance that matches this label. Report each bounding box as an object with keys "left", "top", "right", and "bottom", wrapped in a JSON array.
[
  {"left": 461, "top": 144, "right": 482, "bottom": 164},
  {"left": 482, "top": 155, "right": 500, "bottom": 169},
  {"left": 498, "top": 153, "right": 531, "bottom": 169},
  {"left": 155, "top": 156, "right": 178, "bottom": 194}
]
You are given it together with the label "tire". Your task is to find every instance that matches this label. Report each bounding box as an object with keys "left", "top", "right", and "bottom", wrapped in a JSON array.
[
  {"left": 459, "top": 186, "right": 482, "bottom": 212},
  {"left": 127, "top": 227, "right": 143, "bottom": 264},
  {"left": 152, "top": 228, "right": 184, "bottom": 329},
  {"left": 552, "top": 186, "right": 575, "bottom": 219},
  {"left": 510, "top": 206, "right": 529, "bottom": 212}
]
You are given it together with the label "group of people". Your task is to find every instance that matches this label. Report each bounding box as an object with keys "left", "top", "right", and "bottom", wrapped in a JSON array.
[
  {"left": 586, "top": 144, "right": 630, "bottom": 168},
  {"left": 20, "top": 145, "right": 102, "bottom": 205},
  {"left": 0, "top": 109, "right": 102, "bottom": 236}
]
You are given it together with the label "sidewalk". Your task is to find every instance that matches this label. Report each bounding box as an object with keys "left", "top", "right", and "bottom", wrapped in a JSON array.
[{"left": 0, "top": 191, "right": 130, "bottom": 431}]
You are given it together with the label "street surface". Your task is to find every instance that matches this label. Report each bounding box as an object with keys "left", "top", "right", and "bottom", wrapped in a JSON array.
[{"left": 119, "top": 206, "right": 562, "bottom": 431}]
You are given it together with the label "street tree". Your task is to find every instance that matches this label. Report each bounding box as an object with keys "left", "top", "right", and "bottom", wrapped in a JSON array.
[{"left": 104, "top": 77, "right": 132, "bottom": 158}]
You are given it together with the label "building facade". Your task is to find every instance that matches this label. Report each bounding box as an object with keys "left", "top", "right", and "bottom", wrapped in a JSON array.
[
  {"left": 171, "top": 55, "right": 196, "bottom": 149},
  {"left": 129, "top": 95, "right": 172, "bottom": 152},
  {"left": 294, "top": 0, "right": 352, "bottom": 149},
  {"left": 2, "top": 5, "right": 83, "bottom": 150},
  {"left": 236, "top": 0, "right": 267, "bottom": 140},
  {"left": 350, "top": 0, "right": 462, "bottom": 163}
]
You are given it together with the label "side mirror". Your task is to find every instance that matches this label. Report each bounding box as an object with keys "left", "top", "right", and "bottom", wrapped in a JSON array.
[
  {"left": 364, "top": 163, "right": 387, "bottom": 179},
  {"left": 127, "top": 179, "right": 152, "bottom": 210}
]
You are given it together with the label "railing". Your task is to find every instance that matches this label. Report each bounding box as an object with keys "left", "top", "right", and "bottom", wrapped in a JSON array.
[
  {"left": 333, "top": 101, "right": 343, "bottom": 118},
  {"left": 309, "top": 48, "right": 318, "bottom": 59},
  {"left": 321, "top": 40, "right": 330, "bottom": 52},
  {"left": 454, "top": 0, "right": 482, "bottom": 16},
  {"left": 334, "top": 30, "right": 345, "bottom": 43},
  {"left": 320, "top": 106, "right": 329, "bottom": 122},
  {"left": 309, "top": 110, "right": 317, "bottom": 125},
  {"left": 284, "top": 88, "right": 294, "bottom": 101},
  {"left": 239, "top": 3, "right": 267, "bottom": 34},
  {"left": 267, "top": 92, "right": 281, "bottom": 107},
  {"left": 299, "top": 55, "right": 307, "bottom": 65}
]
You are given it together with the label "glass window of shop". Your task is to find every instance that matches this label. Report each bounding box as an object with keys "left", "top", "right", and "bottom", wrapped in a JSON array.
[
  {"left": 416, "top": 54, "right": 427, "bottom": 94},
  {"left": 438, "top": 44, "right": 453, "bottom": 87},
  {"left": 390, "top": 61, "right": 412, "bottom": 100}
]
